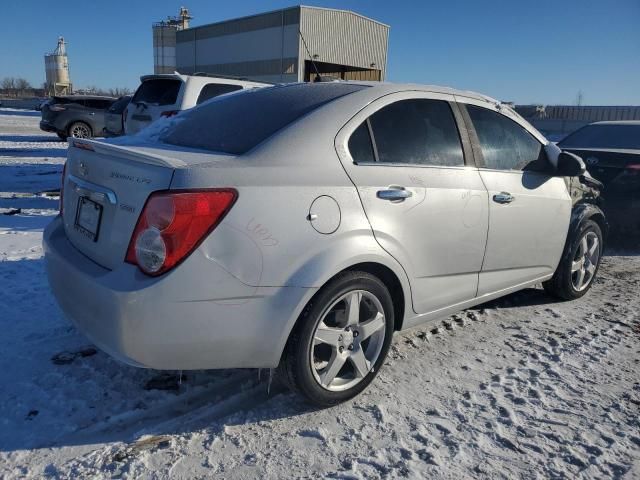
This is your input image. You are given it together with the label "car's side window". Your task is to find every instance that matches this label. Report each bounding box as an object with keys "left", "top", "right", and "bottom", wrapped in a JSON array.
[
  {"left": 467, "top": 105, "right": 545, "bottom": 171},
  {"left": 196, "top": 84, "right": 243, "bottom": 105},
  {"left": 348, "top": 121, "right": 375, "bottom": 163},
  {"left": 368, "top": 99, "right": 464, "bottom": 166}
]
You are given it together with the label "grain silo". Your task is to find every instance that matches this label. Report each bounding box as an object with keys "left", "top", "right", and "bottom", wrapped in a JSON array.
[
  {"left": 153, "top": 7, "right": 192, "bottom": 74},
  {"left": 44, "top": 37, "right": 72, "bottom": 96}
]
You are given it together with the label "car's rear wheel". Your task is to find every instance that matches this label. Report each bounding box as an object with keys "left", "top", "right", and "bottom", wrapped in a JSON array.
[
  {"left": 280, "top": 271, "right": 394, "bottom": 407},
  {"left": 68, "top": 122, "right": 92, "bottom": 139},
  {"left": 543, "top": 219, "right": 603, "bottom": 300}
]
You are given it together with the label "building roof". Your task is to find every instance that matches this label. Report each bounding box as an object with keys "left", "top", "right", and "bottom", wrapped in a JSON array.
[{"left": 182, "top": 5, "right": 389, "bottom": 33}]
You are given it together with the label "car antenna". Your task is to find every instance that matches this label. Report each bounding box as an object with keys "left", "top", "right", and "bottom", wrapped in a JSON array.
[{"left": 299, "top": 29, "right": 321, "bottom": 81}]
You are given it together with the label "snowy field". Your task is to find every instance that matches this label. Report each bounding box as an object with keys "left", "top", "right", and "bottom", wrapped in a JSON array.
[{"left": 0, "top": 108, "right": 638, "bottom": 479}]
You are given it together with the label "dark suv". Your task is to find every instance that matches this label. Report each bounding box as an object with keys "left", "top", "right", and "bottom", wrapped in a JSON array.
[{"left": 40, "top": 95, "right": 116, "bottom": 140}]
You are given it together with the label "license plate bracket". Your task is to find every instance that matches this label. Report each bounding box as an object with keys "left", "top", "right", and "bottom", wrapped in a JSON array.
[{"left": 75, "top": 197, "right": 103, "bottom": 242}]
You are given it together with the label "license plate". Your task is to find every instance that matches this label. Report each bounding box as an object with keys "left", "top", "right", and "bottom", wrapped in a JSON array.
[{"left": 75, "top": 197, "right": 102, "bottom": 241}]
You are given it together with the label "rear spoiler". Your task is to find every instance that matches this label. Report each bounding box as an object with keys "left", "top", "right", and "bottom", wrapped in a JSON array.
[{"left": 70, "top": 139, "right": 188, "bottom": 168}]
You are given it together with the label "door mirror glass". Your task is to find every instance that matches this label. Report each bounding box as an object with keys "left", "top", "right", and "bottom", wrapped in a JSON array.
[{"left": 556, "top": 151, "right": 586, "bottom": 177}]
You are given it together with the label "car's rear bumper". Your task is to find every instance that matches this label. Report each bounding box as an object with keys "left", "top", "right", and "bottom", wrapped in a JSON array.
[
  {"left": 39, "top": 120, "right": 58, "bottom": 133},
  {"left": 43, "top": 216, "right": 316, "bottom": 370}
]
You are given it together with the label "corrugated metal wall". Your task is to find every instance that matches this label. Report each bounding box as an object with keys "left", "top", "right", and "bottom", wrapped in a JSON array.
[
  {"left": 153, "top": 26, "right": 177, "bottom": 74},
  {"left": 544, "top": 105, "right": 640, "bottom": 122},
  {"left": 298, "top": 7, "right": 389, "bottom": 81},
  {"left": 516, "top": 105, "right": 640, "bottom": 140},
  {"left": 172, "top": 6, "right": 389, "bottom": 83},
  {"left": 176, "top": 8, "right": 300, "bottom": 81},
  {"left": 517, "top": 105, "right": 640, "bottom": 122}
]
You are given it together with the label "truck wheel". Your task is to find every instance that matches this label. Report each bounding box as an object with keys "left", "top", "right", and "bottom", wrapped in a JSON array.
[
  {"left": 543, "top": 219, "right": 603, "bottom": 300},
  {"left": 280, "top": 271, "right": 394, "bottom": 407}
]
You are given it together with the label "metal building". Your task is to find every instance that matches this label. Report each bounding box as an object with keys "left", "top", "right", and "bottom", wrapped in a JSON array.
[
  {"left": 162, "top": 6, "right": 388, "bottom": 83},
  {"left": 44, "top": 37, "right": 72, "bottom": 96},
  {"left": 153, "top": 7, "right": 193, "bottom": 74},
  {"left": 515, "top": 104, "right": 640, "bottom": 139}
]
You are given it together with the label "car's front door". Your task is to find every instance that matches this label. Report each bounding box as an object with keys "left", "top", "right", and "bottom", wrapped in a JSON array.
[
  {"left": 336, "top": 93, "right": 489, "bottom": 315},
  {"left": 459, "top": 100, "right": 572, "bottom": 296}
]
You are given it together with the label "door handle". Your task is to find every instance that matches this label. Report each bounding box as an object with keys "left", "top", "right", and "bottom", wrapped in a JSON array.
[
  {"left": 377, "top": 187, "right": 412, "bottom": 202},
  {"left": 493, "top": 192, "right": 515, "bottom": 204}
]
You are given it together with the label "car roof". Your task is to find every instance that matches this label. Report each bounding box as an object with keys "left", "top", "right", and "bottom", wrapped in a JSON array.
[
  {"left": 590, "top": 120, "right": 640, "bottom": 126},
  {"left": 333, "top": 80, "right": 500, "bottom": 104}
]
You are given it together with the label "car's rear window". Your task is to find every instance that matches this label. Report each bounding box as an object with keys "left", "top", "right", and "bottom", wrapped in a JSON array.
[
  {"left": 559, "top": 124, "right": 640, "bottom": 150},
  {"left": 108, "top": 96, "right": 131, "bottom": 114},
  {"left": 132, "top": 79, "right": 182, "bottom": 106},
  {"left": 161, "top": 83, "right": 368, "bottom": 155}
]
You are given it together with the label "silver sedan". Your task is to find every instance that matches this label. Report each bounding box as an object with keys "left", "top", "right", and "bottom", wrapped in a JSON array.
[{"left": 44, "top": 82, "right": 605, "bottom": 406}]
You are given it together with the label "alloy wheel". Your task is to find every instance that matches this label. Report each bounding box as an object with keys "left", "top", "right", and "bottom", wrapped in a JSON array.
[
  {"left": 310, "top": 290, "right": 386, "bottom": 392},
  {"left": 70, "top": 123, "right": 91, "bottom": 138},
  {"left": 571, "top": 231, "right": 600, "bottom": 291}
]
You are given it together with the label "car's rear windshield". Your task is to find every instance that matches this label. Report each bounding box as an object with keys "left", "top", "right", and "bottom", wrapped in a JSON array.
[
  {"left": 160, "top": 83, "right": 368, "bottom": 155},
  {"left": 559, "top": 124, "right": 640, "bottom": 150},
  {"left": 109, "top": 96, "right": 131, "bottom": 114},
  {"left": 132, "top": 79, "right": 182, "bottom": 106}
]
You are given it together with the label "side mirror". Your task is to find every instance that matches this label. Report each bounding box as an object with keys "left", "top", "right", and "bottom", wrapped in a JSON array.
[{"left": 556, "top": 151, "right": 586, "bottom": 177}]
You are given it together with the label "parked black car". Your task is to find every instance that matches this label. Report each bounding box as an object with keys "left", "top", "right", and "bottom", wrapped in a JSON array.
[
  {"left": 103, "top": 95, "right": 131, "bottom": 137},
  {"left": 40, "top": 95, "right": 116, "bottom": 140},
  {"left": 558, "top": 121, "right": 640, "bottom": 234}
]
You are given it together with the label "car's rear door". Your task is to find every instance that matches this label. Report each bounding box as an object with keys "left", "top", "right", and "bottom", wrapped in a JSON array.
[
  {"left": 458, "top": 99, "right": 571, "bottom": 295},
  {"left": 335, "top": 92, "right": 489, "bottom": 315}
]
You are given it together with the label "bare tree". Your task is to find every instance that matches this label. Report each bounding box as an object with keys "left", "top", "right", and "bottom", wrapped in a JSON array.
[
  {"left": 108, "top": 87, "right": 133, "bottom": 97},
  {"left": 15, "top": 78, "right": 32, "bottom": 96},
  {"left": 1, "top": 77, "right": 16, "bottom": 96}
]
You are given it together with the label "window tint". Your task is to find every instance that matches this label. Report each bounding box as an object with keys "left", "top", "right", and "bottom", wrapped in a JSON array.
[
  {"left": 108, "top": 96, "right": 131, "bottom": 114},
  {"left": 196, "top": 83, "right": 243, "bottom": 105},
  {"left": 133, "top": 79, "right": 182, "bottom": 106},
  {"left": 348, "top": 122, "right": 375, "bottom": 163},
  {"left": 467, "top": 105, "right": 544, "bottom": 171},
  {"left": 558, "top": 124, "right": 640, "bottom": 150},
  {"left": 85, "top": 99, "right": 113, "bottom": 110},
  {"left": 162, "top": 83, "right": 368, "bottom": 155},
  {"left": 367, "top": 99, "right": 464, "bottom": 166}
]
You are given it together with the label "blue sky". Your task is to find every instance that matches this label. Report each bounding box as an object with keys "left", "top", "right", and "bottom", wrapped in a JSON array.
[{"left": 1, "top": 0, "right": 638, "bottom": 105}]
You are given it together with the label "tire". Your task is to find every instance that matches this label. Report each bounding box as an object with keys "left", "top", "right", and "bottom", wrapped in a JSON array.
[
  {"left": 68, "top": 122, "right": 92, "bottom": 139},
  {"left": 279, "top": 271, "right": 395, "bottom": 407},
  {"left": 543, "top": 219, "right": 603, "bottom": 300},
  {"left": 57, "top": 133, "right": 68, "bottom": 141}
]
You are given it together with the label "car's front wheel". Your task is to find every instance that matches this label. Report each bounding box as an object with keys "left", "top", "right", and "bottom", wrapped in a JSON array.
[
  {"left": 68, "top": 122, "right": 92, "bottom": 139},
  {"left": 544, "top": 219, "right": 603, "bottom": 300},
  {"left": 280, "top": 271, "right": 395, "bottom": 407}
]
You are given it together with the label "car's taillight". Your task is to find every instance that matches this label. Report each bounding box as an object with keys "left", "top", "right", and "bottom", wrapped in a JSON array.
[
  {"left": 160, "top": 110, "right": 179, "bottom": 118},
  {"left": 49, "top": 104, "right": 66, "bottom": 112},
  {"left": 626, "top": 164, "right": 640, "bottom": 171},
  {"left": 125, "top": 189, "right": 237, "bottom": 276},
  {"left": 59, "top": 162, "right": 67, "bottom": 215}
]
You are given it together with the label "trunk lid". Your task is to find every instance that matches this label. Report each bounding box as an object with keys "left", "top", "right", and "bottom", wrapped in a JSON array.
[
  {"left": 62, "top": 139, "right": 179, "bottom": 270},
  {"left": 564, "top": 148, "right": 640, "bottom": 185}
]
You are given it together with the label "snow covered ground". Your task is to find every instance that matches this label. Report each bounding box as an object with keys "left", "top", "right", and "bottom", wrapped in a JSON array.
[{"left": 0, "top": 108, "right": 638, "bottom": 479}]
